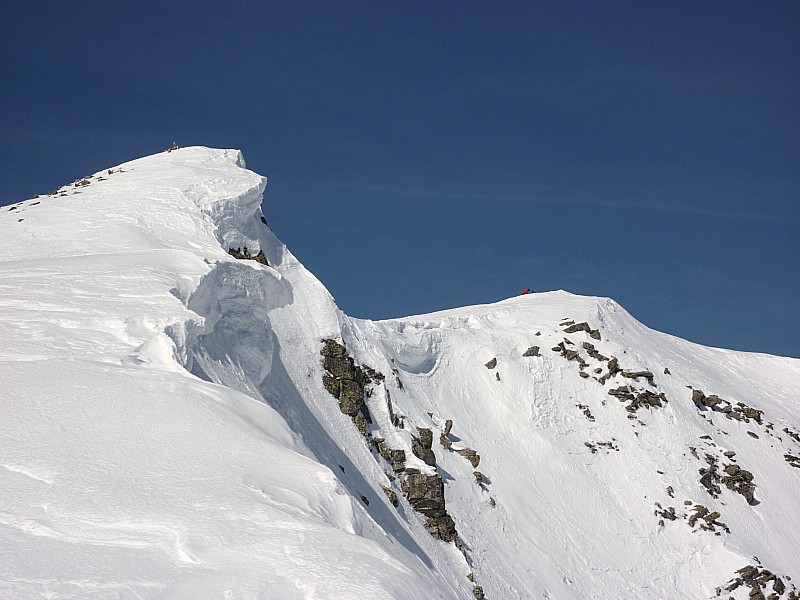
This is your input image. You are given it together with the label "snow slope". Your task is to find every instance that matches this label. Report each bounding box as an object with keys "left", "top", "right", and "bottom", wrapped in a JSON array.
[{"left": 1, "top": 147, "right": 798, "bottom": 600}]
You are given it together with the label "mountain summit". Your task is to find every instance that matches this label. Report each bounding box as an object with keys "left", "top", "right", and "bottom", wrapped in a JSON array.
[{"left": 2, "top": 147, "right": 798, "bottom": 599}]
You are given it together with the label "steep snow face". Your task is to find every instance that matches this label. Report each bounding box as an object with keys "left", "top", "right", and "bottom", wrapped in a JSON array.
[
  {"left": 345, "top": 296, "right": 800, "bottom": 599},
  {"left": 0, "top": 148, "right": 454, "bottom": 599},
  {"left": 1, "top": 147, "right": 798, "bottom": 600}
]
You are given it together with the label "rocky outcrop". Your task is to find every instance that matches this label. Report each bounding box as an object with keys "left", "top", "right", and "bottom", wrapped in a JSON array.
[
  {"left": 412, "top": 428, "right": 437, "bottom": 467},
  {"left": 563, "top": 321, "right": 601, "bottom": 340},
  {"left": 718, "top": 564, "right": 796, "bottom": 600},
  {"left": 455, "top": 448, "right": 481, "bottom": 468},
  {"left": 401, "top": 469, "right": 458, "bottom": 543},
  {"left": 608, "top": 386, "right": 666, "bottom": 413},
  {"left": 721, "top": 464, "right": 757, "bottom": 505},
  {"left": 621, "top": 370, "right": 655, "bottom": 383},
  {"left": 582, "top": 342, "right": 607, "bottom": 361},
  {"left": 485, "top": 357, "right": 497, "bottom": 369},
  {"left": 522, "top": 346, "right": 540, "bottom": 357},
  {"left": 228, "top": 246, "right": 269, "bottom": 266},
  {"left": 320, "top": 339, "right": 373, "bottom": 433},
  {"left": 690, "top": 389, "right": 764, "bottom": 425}
]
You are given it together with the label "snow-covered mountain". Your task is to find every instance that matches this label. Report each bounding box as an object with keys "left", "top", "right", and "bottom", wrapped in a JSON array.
[{"left": 1, "top": 147, "right": 798, "bottom": 600}]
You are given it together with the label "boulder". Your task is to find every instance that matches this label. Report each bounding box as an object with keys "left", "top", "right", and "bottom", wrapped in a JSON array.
[
  {"left": 523, "top": 346, "right": 540, "bottom": 357},
  {"left": 456, "top": 448, "right": 481, "bottom": 468},
  {"left": 485, "top": 357, "right": 497, "bottom": 369},
  {"left": 403, "top": 472, "right": 446, "bottom": 518}
]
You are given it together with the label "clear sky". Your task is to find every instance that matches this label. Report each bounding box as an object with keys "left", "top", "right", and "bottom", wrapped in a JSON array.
[{"left": 2, "top": 2, "right": 798, "bottom": 357}]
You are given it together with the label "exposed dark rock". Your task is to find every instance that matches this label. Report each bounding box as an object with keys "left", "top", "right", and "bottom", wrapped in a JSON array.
[
  {"left": 485, "top": 357, "right": 497, "bottom": 369},
  {"left": 785, "top": 454, "right": 800, "bottom": 468},
  {"left": 664, "top": 367, "right": 671, "bottom": 375},
  {"left": 564, "top": 322, "right": 591, "bottom": 334},
  {"left": 402, "top": 471, "right": 446, "bottom": 518},
  {"left": 721, "top": 464, "right": 757, "bottom": 505},
  {"left": 582, "top": 342, "right": 608, "bottom": 361},
  {"left": 320, "top": 339, "right": 372, "bottom": 429},
  {"left": 424, "top": 514, "right": 458, "bottom": 543},
  {"left": 473, "top": 471, "right": 483, "bottom": 484},
  {"left": 472, "top": 585, "right": 485, "bottom": 599},
  {"left": 389, "top": 449, "right": 406, "bottom": 472},
  {"left": 622, "top": 370, "right": 655, "bottom": 382},
  {"left": 455, "top": 448, "right": 481, "bottom": 468},
  {"left": 227, "top": 247, "right": 269, "bottom": 265},
  {"left": 576, "top": 403, "right": 595, "bottom": 421},
  {"left": 523, "top": 346, "right": 540, "bottom": 357},
  {"left": 321, "top": 338, "right": 348, "bottom": 358},
  {"left": 608, "top": 386, "right": 635, "bottom": 402},
  {"left": 444, "top": 419, "right": 453, "bottom": 436},
  {"left": 381, "top": 485, "right": 399, "bottom": 507},
  {"left": 339, "top": 379, "right": 365, "bottom": 416},
  {"left": 322, "top": 375, "right": 339, "bottom": 397},
  {"left": 352, "top": 415, "right": 369, "bottom": 437},
  {"left": 439, "top": 433, "right": 452, "bottom": 449},
  {"left": 412, "top": 429, "right": 437, "bottom": 467},
  {"left": 563, "top": 348, "right": 579, "bottom": 361}
]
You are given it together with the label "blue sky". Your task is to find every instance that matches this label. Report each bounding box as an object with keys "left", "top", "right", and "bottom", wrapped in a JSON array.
[{"left": 2, "top": 2, "right": 798, "bottom": 357}]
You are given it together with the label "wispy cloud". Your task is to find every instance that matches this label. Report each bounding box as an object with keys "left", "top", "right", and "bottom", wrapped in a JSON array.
[{"left": 326, "top": 180, "right": 796, "bottom": 225}]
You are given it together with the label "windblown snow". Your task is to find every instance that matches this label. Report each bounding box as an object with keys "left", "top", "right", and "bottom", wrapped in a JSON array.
[{"left": 1, "top": 147, "right": 798, "bottom": 600}]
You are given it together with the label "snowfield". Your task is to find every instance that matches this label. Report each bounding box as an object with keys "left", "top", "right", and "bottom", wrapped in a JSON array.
[{"left": 1, "top": 147, "right": 797, "bottom": 599}]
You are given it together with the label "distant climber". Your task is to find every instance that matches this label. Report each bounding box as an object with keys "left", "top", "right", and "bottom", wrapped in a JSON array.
[
  {"left": 167, "top": 141, "right": 179, "bottom": 153},
  {"left": 522, "top": 289, "right": 531, "bottom": 295}
]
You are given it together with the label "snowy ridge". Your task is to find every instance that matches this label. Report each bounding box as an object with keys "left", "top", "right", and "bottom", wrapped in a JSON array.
[{"left": 1, "top": 147, "right": 798, "bottom": 599}]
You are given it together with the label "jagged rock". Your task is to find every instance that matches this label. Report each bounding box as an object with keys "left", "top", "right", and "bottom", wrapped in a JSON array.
[
  {"left": 352, "top": 415, "right": 369, "bottom": 437},
  {"left": 607, "top": 357, "right": 621, "bottom": 376},
  {"left": 425, "top": 514, "right": 458, "bottom": 542},
  {"left": 563, "top": 321, "right": 601, "bottom": 340},
  {"left": 582, "top": 342, "right": 608, "bottom": 361},
  {"left": 389, "top": 449, "right": 406, "bottom": 472},
  {"left": 403, "top": 471, "right": 446, "bottom": 517},
  {"left": 412, "top": 429, "right": 437, "bottom": 467},
  {"left": 472, "top": 585, "right": 485, "bottom": 599},
  {"left": 253, "top": 250, "right": 269, "bottom": 265},
  {"left": 339, "top": 379, "right": 365, "bottom": 416},
  {"left": 563, "top": 348, "right": 579, "bottom": 361},
  {"left": 564, "top": 322, "right": 591, "bottom": 334},
  {"left": 622, "top": 370, "right": 655, "bottom": 382},
  {"left": 322, "top": 375, "right": 339, "bottom": 397},
  {"left": 664, "top": 367, "right": 671, "bottom": 375},
  {"left": 323, "top": 355, "right": 358, "bottom": 380},
  {"left": 485, "top": 357, "right": 497, "bottom": 369},
  {"left": 608, "top": 386, "right": 635, "bottom": 401},
  {"left": 440, "top": 433, "right": 452, "bottom": 449},
  {"left": 381, "top": 485, "right": 399, "bottom": 507},
  {"left": 523, "top": 346, "right": 540, "bottom": 357},
  {"left": 417, "top": 428, "right": 433, "bottom": 449},
  {"left": 444, "top": 419, "right": 453, "bottom": 436},
  {"left": 456, "top": 448, "right": 481, "bottom": 468},
  {"left": 321, "top": 338, "right": 348, "bottom": 358},
  {"left": 374, "top": 438, "right": 389, "bottom": 459},
  {"left": 692, "top": 389, "right": 706, "bottom": 406},
  {"left": 473, "top": 471, "right": 483, "bottom": 484}
]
